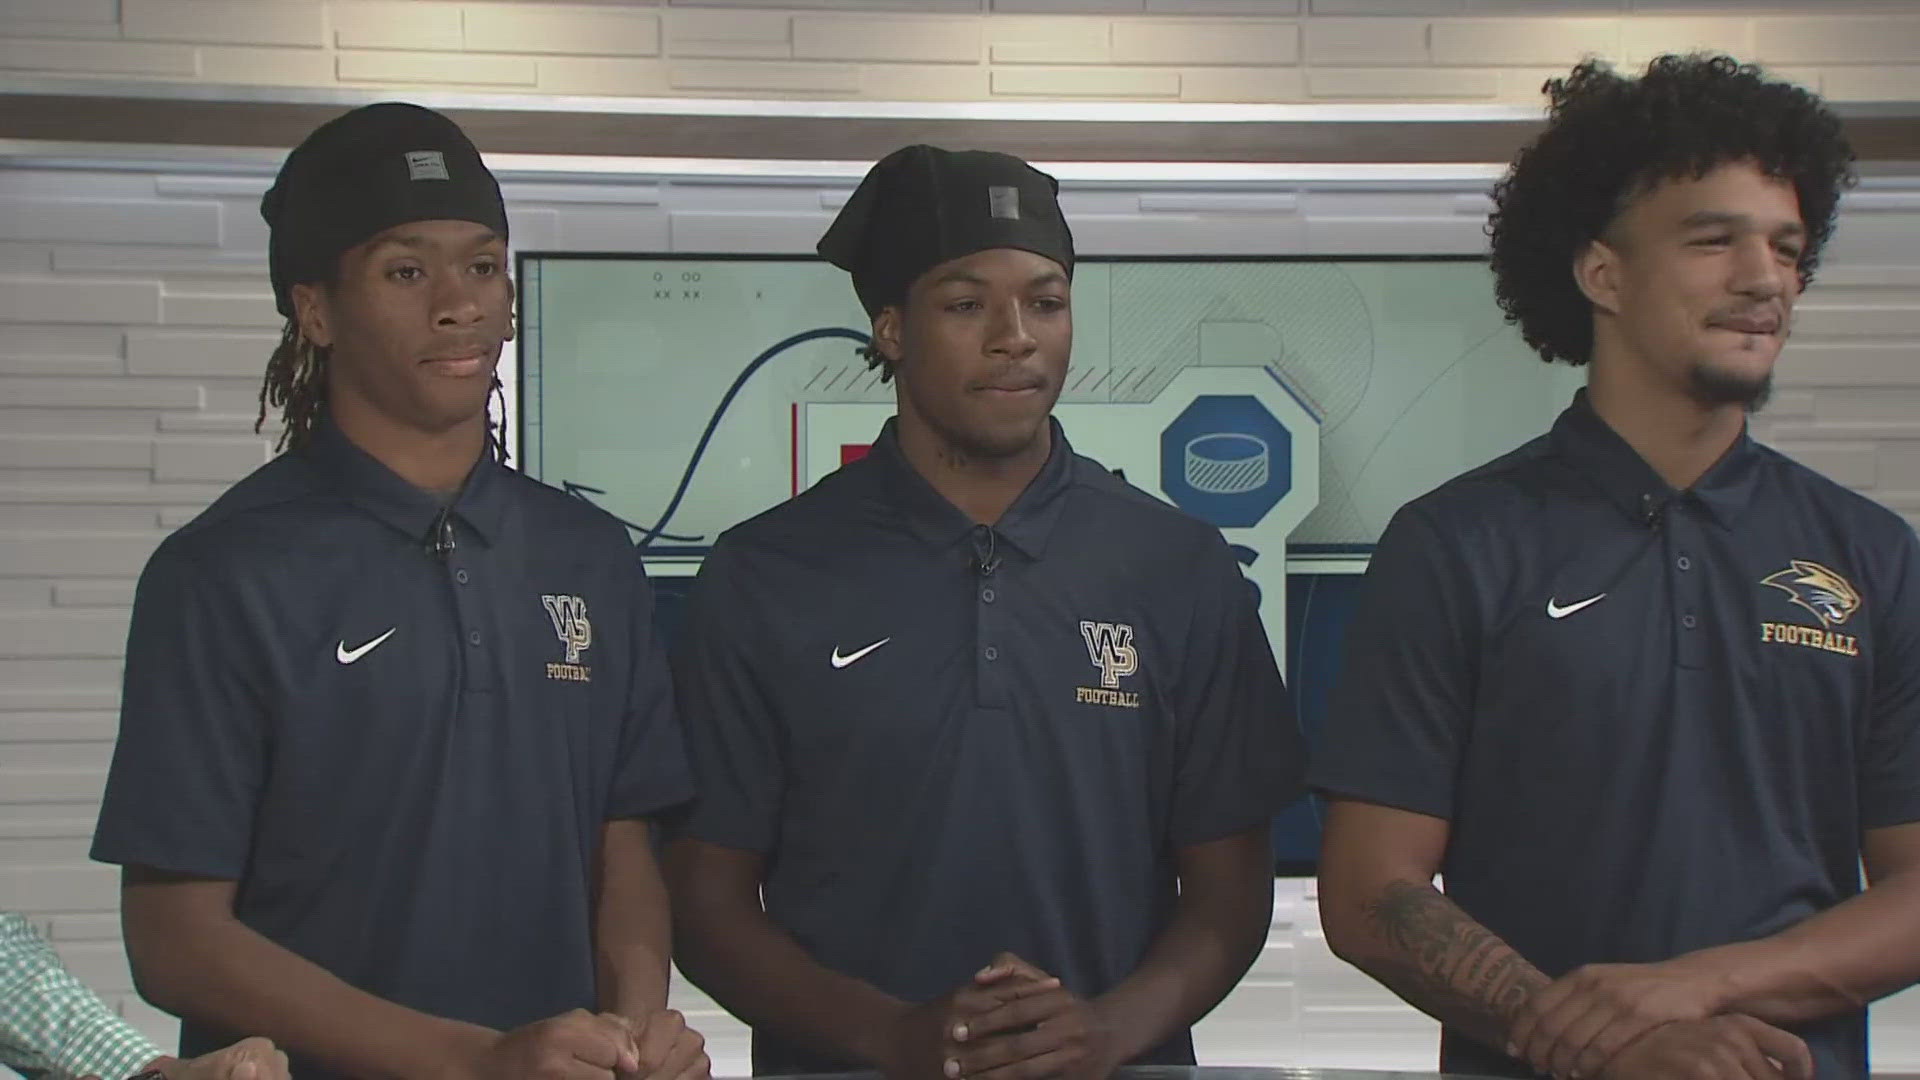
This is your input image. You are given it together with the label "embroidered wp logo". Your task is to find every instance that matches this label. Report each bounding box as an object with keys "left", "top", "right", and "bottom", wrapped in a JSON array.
[
  {"left": 1079, "top": 620, "right": 1137, "bottom": 689},
  {"left": 542, "top": 594, "right": 592, "bottom": 663}
]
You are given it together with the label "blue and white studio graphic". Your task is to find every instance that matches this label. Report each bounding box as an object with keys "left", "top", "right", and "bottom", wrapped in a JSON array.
[
  {"left": 517, "top": 255, "right": 1583, "bottom": 866},
  {"left": 1162, "top": 395, "right": 1299, "bottom": 528},
  {"left": 517, "top": 256, "right": 1582, "bottom": 679}
]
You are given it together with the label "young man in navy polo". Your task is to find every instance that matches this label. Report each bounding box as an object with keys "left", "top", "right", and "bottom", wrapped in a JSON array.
[
  {"left": 1314, "top": 55, "right": 1920, "bottom": 1080},
  {"left": 665, "top": 145, "right": 1305, "bottom": 1080},
  {"left": 91, "top": 103, "right": 707, "bottom": 1080}
]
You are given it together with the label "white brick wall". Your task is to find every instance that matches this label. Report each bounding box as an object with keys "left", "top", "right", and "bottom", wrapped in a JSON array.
[
  {"left": 121, "top": 0, "right": 328, "bottom": 48},
  {"left": 0, "top": 0, "right": 1917, "bottom": 102},
  {"left": 792, "top": 14, "right": 982, "bottom": 63},
  {"left": 463, "top": 5, "right": 661, "bottom": 57},
  {"left": 1, "top": 141, "right": 1917, "bottom": 1074},
  {"left": 330, "top": 2, "right": 464, "bottom": 51}
]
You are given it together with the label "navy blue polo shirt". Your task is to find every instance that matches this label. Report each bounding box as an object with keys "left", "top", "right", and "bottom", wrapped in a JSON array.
[
  {"left": 92, "top": 420, "right": 693, "bottom": 1079},
  {"left": 1311, "top": 389, "right": 1920, "bottom": 1079},
  {"left": 673, "top": 417, "right": 1304, "bottom": 1076}
]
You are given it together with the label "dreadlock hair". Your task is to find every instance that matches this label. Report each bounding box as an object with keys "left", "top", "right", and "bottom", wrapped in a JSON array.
[
  {"left": 854, "top": 273, "right": 906, "bottom": 383},
  {"left": 256, "top": 318, "right": 329, "bottom": 453},
  {"left": 857, "top": 342, "right": 895, "bottom": 383},
  {"left": 1487, "top": 53, "right": 1857, "bottom": 367}
]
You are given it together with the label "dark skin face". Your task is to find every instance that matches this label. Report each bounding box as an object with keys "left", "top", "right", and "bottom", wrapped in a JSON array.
[
  {"left": 872, "top": 246, "right": 1072, "bottom": 472},
  {"left": 292, "top": 219, "right": 514, "bottom": 453}
]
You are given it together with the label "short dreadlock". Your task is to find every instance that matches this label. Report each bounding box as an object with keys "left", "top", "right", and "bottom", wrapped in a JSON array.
[{"left": 254, "top": 317, "right": 329, "bottom": 453}]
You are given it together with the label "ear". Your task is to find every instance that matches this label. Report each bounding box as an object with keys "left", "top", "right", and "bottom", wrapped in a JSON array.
[
  {"left": 504, "top": 274, "right": 518, "bottom": 343},
  {"left": 1573, "top": 236, "right": 1624, "bottom": 318},
  {"left": 291, "top": 282, "right": 333, "bottom": 349},
  {"left": 871, "top": 305, "right": 904, "bottom": 367}
]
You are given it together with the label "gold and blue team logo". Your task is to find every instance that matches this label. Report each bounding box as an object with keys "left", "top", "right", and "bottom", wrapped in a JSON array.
[
  {"left": 1760, "top": 560, "right": 1861, "bottom": 658},
  {"left": 1076, "top": 620, "right": 1141, "bottom": 709},
  {"left": 542, "top": 593, "right": 593, "bottom": 682}
]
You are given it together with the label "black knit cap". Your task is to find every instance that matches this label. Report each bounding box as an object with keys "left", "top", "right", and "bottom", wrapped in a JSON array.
[
  {"left": 261, "top": 102, "right": 508, "bottom": 318},
  {"left": 817, "top": 144, "right": 1074, "bottom": 316}
]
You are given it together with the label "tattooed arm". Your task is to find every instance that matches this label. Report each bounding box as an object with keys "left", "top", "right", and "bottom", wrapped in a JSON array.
[{"left": 1316, "top": 797, "right": 1550, "bottom": 1052}]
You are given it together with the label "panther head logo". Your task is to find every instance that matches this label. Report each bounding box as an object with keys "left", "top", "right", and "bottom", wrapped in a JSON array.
[{"left": 1761, "top": 560, "right": 1860, "bottom": 628}]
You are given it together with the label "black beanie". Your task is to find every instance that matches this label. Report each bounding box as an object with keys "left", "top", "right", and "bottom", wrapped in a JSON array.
[
  {"left": 261, "top": 102, "right": 509, "bottom": 318},
  {"left": 817, "top": 144, "right": 1074, "bottom": 316}
]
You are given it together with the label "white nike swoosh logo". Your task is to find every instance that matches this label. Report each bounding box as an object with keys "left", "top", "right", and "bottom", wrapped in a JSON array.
[
  {"left": 336, "top": 627, "right": 397, "bottom": 664},
  {"left": 1546, "top": 594, "right": 1606, "bottom": 619},
  {"left": 830, "top": 637, "right": 890, "bottom": 669}
]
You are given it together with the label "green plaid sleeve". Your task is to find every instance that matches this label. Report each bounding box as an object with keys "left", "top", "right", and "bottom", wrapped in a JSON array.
[{"left": 1, "top": 912, "right": 163, "bottom": 1080}]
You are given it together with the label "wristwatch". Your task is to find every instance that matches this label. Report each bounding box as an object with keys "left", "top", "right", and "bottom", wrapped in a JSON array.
[{"left": 127, "top": 1071, "right": 168, "bottom": 1080}]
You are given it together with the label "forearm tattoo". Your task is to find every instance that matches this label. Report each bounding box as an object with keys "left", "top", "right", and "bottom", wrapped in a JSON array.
[{"left": 1359, "top": 880, "right": 1551, "bottom": 1051}]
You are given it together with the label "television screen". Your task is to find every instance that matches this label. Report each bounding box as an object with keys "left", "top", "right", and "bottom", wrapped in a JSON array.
[{"left": 516, "top": 253, "right": 1582, "bottom": 871}]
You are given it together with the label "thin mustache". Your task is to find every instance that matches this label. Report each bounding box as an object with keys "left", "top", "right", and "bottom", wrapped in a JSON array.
[
  {"left": 976, "top": 362, "right": 1049, "bottom": 387},
  {"left": 1709, "top": 307, "right": 1787, "bottom": 329},
  {"left": 420, "top": 341, "right": 501, "bottom": 361},
  {"left": 1712, "top": 303, "right": 1781, "bottom": 319}
]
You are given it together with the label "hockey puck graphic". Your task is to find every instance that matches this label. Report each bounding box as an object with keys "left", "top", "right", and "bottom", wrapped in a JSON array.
[{"left": 1183, "top": 432, "right": 1269, "bottom": 495}]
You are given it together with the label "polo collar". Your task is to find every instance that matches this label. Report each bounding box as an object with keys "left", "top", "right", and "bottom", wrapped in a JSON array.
[
  {"left": 301, "top": 418, "right": 507, "bottom": 546},
  {"left": 1549, "top": 388, "right": 1762, "bottom": 530},
  {"left": 868, "top": 416, "right": 1075, "bottom": 560}
]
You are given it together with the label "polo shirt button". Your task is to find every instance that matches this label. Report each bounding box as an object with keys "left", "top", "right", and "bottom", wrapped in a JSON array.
[
  {"left": 456, "top": 569, "right": 470, "bottom": 584},
  {"left": 1677, "top": 555, "right": 1692, "bottom": 572},
  {"left": 467, "top": 629, "right": 482, "bottom": 646},
  {"left": 1682, "top": 613, "right": 1697, "bottom": 629},
  {"left": 984, "top": 645, "right": 999, "bottom": 661},
  {"left": 981, "top": 587, "right": 996, "bottom": 603}
]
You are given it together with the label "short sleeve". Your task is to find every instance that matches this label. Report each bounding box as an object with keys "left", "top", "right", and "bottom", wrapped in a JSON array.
[
  {"left": 1861, "top": 525, "right": 1920, "bottom": 831},
  {"left": 607, "top": 553, "right": 696, "bottom": 820},
  {"left": 1169, "top": 535, "right": 1306, "bottom": 848},
  {"left": 1307, "top": 506, "right": 1479, "bottom": 819},
  {"left": 667, "top": 548, "right": 786, "bottom": 853},
  {"left": 91, "top": 542, "right": 266, "bottom": 879}
]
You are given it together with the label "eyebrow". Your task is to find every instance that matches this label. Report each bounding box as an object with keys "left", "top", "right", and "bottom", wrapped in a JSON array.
[
  {"left": 372, "top": 229, "right": 504, "bottom": 252},
  {"left": 925, "top": 270, "right": 987, "bottom": 289},
  {"left": 927, "top": 269, "right": 1070, "bottom": 290},
  {"left": 1678, "top": 210, "right": 1806, "bottom": 237}
]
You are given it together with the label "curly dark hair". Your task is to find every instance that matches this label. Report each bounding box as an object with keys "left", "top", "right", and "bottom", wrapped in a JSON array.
[{"left": 1487, "top": 53, "right": 1857, "bottom": 366}]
